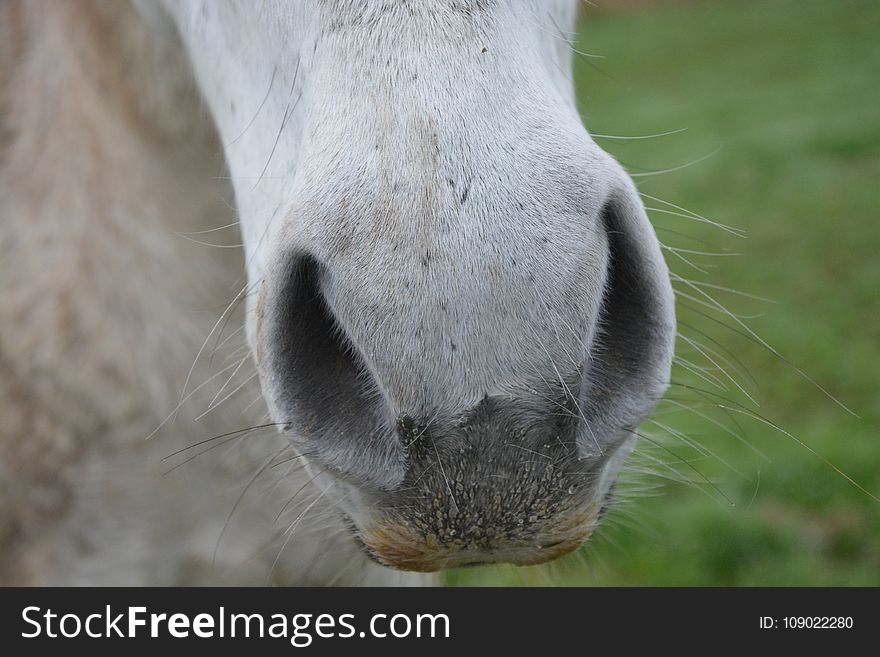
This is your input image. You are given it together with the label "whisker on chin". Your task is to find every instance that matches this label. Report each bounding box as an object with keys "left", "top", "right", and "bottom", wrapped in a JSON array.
[
  {"left": 213, "top": 446, "right": 290, "bottom": 566},
  {"left": 160, "top": 422, "right": 289, "bottom": 476},
  {"left": 267, "top": 484, "right": 333, "bottom": 583}
]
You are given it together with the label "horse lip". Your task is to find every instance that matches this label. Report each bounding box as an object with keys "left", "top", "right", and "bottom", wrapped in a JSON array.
[
  {"left": 353, "top": 531, "right": 592, "bottom": 572},
  {"left": 347, "top": 500, "right": 599, "bottom": 572}
]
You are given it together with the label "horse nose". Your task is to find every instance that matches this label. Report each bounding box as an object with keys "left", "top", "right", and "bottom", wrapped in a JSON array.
[
  {"left": 256, "top": 159, "right": 674, "bottom": 573},
  {"left": 255, "top": 245, "right": 590, "bottom": 496},
  {"left": 257, "top": 168, "right": 674, "bottom": 488}
]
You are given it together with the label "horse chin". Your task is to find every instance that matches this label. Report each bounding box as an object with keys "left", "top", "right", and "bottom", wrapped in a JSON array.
[
  {"left": 323, "top": 468, "right": 608, "bottom": 572},
  {"left": 347, "top": 508, "right": 598, "bottom": 572},
  {"left": 286, "top": 408, "right": 633, "bottom": 573}
]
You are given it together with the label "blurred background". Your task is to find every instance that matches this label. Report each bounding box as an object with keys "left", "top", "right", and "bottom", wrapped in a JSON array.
[{"left": 450, "top": 0, "right": 880, "bottom": 585}]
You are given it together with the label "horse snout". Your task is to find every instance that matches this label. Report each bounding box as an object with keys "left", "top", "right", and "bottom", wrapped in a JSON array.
[{"left": 255, "top": 163, "right": 675, "bottom": 570}]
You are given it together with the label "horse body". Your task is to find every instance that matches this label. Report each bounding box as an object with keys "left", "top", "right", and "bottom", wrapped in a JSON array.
[{"left": 0, "top": 0, "right": 674, "bottom": 584}]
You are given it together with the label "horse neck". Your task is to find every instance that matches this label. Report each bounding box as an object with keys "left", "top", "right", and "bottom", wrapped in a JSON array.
[{"left": 0, "top": 0, "right": 242, "bottom": 418}]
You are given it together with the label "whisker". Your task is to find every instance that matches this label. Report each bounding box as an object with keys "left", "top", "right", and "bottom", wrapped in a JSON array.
[
  {"left": 677, "top": 332, "right": 759, "bottom": 406},
  {"left": 268, "top": 485, "right": 333, "bottom": 583},
  {"left": 673, "top": 355, "right": 728, "bottom": 392},
  {"left": 171, "top": 232, "right": 243, "bottom": 249},
  {"left": 675, "top": 277, "right": 858, "bottom": 415},
  {"left": 195, "top": 369, "right": 260, "bottom": 422},
  {"left": 145, "top": 358, "right": 248, "bottom": 440},
  {"left": 671, "top": 272, "right": 777, "bottom": 304},
  {"left": 161, "top": 422, "right": 287, "bottom": 463},
  {"left": 204, "top": 355, "right": 250, "bottom": 410},
  {"left": 430, "top": 435, "right": 459, "bottom": 514},
  {"left": 213, "top": 446, "right": 289, "bottom": 565},
  {"left": 593, "top": 127, "right": 688, "bottom": 141},
  {"left": 630, "top": 146, "right": 723, "bottom": 179},
  {"left": 674, "top": 385, "right": 878, "bottom": 503},
  {"left": 648, "top": 419, "right": 748, "bottom": 480},
  {"left": 225, "top": 66, "right": 277, "bottom": 147},
  {"left": 661, "top": 398, "right": 769, "bottom": 462},
  {"left": 252, "top": 57, "right": 301, "bottom": 192},
  {"left": 632, "top": 430, "right": 736, "bottom": 506},
  {"left": 178, "top": 278, "right": 260, "bottom": 412},
  {"left": 662, "top": 245, "right": 711, "bottom": 274},
  {"left": 677, "top": 319, "right": 759, "bottom": 389},
  {"left": 641, "top": 192, "right": 746, "bottom": 237},
  {"left": 176, "top": 220, "right": 241, "bottom": 236},
  {"left": 274, "top": 469, "right": 323, "bottom": 524}
]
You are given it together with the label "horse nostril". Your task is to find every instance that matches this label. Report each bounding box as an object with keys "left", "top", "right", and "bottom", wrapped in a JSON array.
[
  {"left": 573, "top": 183, "right": 676, "bottom": 457},
  {"left": 259, "top": 254, "right": 405, "bottom": 489},
  {"left": 265, "top": 256, "right": 359, "bottom": 413}
]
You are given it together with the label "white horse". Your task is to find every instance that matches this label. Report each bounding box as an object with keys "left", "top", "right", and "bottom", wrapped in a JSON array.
[{"left": 0, "top": 0, "right": 674, "bottom": 584}]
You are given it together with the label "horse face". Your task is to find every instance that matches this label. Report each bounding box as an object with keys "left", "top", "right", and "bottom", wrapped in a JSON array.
[{"left": 153, "top": 0, "right": 675, "bottom": 570}]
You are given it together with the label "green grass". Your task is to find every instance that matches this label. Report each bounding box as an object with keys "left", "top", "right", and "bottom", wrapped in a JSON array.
[{"left": 448, "top": 0, "right": 880, "bottom": 586}]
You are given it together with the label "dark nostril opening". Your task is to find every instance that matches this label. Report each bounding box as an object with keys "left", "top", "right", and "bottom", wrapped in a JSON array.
[
  {"left": 576, "top": 189, "right": 676, "bottom": 455},
  {"left": 261, "top": 254, "right": 404, "bottom": 488},
  {"left": 271, "top": 256, "right": 365, "bottom": 421}
]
